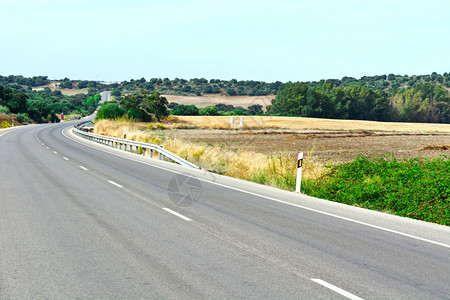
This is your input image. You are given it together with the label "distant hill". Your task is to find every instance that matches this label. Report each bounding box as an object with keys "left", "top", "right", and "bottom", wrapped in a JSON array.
[
  {"left": 1, "top": 72, "right": 449, "bottom": 98},
  {"left": 1, "top": 72, "right": 449, "bottom": 124}
]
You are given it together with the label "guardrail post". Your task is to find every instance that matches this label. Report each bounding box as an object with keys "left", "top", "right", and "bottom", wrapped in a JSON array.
[
  {"left": 296, "top": 152, "right": 303, "bottom": 193},
  {"left": 150, "top": 149, "right": 153, "bottom": 158},
  {"left": 142, "top": 148, "right": 146, "bottom": 156}
]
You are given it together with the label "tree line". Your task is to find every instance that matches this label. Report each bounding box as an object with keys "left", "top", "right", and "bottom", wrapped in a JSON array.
[
  {"left": 95, "top": 82, "right": 450, "bottom": 124},
  {"left": 2, "top": 73, "right": 450, "bottom": 124},
  {"left": 303, "top": 72, "right": 450, "bottom": 95},
  {"left": 96, "top": 89, "right": 265, "bottom": 121},
  {"left": 269, "top": 81, "right": 450, "bottom": 123},
  {"left": 0, "top": 85, "right": 98, "bottom": 123},
  {"left": 111, "top": 77, "right": 281, "bottom": 98}
]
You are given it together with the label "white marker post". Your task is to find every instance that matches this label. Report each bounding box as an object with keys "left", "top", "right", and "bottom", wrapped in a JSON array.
[
  {"left": 230, "top": 117, "right": 234, "bottom": 126},
  {"left": 296, "top": 152, "right": 303, "bottom": 193},
  {"left": 239, "top": 117, "right": 244, "bottom": 127}
]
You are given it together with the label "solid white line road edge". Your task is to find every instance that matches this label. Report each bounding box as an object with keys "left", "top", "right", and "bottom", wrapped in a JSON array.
[
  {"left": 0, "top": 127, "right": 23, "bottom": 138},
  {"left": 62, "top": 127, "right": 450, "bottom": 249},
  {"left": 79, "top": 166, "right": 88, "bottom": 171},
  {"left": 312, "top": 279, "right": 364, "bottom": 300},
  {"left": 162, "top": 208, "right": 192, "bottom": 221}
]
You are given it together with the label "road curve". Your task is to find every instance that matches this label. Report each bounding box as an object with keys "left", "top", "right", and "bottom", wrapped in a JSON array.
[{"left": 0, "top": 121, "right": 449, "bottom": 299}]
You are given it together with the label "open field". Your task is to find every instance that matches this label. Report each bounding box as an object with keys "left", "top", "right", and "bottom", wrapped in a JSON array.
[
  {"left": 31, "top": 82, "right": 88, "bottom": 95},
  {"left": 164, "top": 116, "right": 450, "bottom": 162},
  {"left": 158, "top": 128, "right": 450, "bottom": 163},
  {"left": 163, "top": 95, "right": 275, "bottom": 109},
  {"left": 171, "top": 115, "right": 450, "bottom": 132},
  {"left": 95, "top": 116, "right": 450, "bottom": 175}
]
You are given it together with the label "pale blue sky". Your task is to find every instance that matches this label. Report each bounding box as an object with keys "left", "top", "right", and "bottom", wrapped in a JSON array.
[{"left": 1, "top": 0, "right": 449, "bottom": 82}]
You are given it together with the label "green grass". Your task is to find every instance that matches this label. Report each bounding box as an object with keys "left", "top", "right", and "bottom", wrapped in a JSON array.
[{"left": 302, "top": 155, "right": 450, "bottom": 226}]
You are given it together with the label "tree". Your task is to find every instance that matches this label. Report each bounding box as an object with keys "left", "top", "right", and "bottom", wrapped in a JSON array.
[
  {"left": 59, "top": 81, "right": 73, "bottom": 89},
  {"left": 215, "top": 103, "right": 235, "bottom": 112},
  {"left": 226, "top": 88, "right": 236, "bottom": 96},
  {"left": 182, "top": 85, "right": 192, "bottom": 93},
  {"left": 211, "top": 85, "right": 221, "bottom": 94},
  {"left": 27, "top": 99, "right": 51, "bottom": 122},
  {"left": 270, "top": 82, "right": 308, "bottom": 116},
  {"left": 6, "top": 89, "right": 28, "bottom": 114},
  {"left": 199, "top": 106, "right": 220, "bottom": 116},
  {"left": 171, "top": 104, "right": 199, "bottom": 116},
  {"left": 95, "top": 101, "right": 125, "bottom": 120},
  {"left": 111, "top": 88, "right": 121, "bottom": 97},
  {"left": 202, "top": 85, "right": 213, "bottom": 94},
  {"left": 121, "top": 89, "right": 168, "bottom": 122},
  {"left": 248, "top": 104, "right": 264, "bottom": 115}
]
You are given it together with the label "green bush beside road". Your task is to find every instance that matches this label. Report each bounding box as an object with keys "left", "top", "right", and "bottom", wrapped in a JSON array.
[{"left": 303, "top": 155, "right": 450, "bottom": 226}]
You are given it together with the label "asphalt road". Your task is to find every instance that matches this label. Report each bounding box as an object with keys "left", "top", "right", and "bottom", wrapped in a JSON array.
[{"left": 1, "top": 119, "right": 449, "bottom": 299}]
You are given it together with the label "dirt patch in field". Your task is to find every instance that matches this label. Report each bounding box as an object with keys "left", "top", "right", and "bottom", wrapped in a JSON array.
[
  {"left": 163, "top": 95, "right": 275, "bottom": 110},
  {"left": 32, "top": 82, "right": 88, "bottom": 96},
  {"left": 419, "top": 145, "right": 450, "bottom": 151}
]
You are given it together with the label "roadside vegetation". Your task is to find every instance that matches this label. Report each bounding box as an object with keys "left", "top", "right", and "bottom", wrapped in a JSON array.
[
  {"left": 303, "top": 155, "right": 449, "bottom": 226},
  {"left": 0, "top": 80, "right": 100, "bottom": 124},
  {"left": 93, "top": 118, "right": 449, "bottom": 226},
  {"left": 94, "top": 119, "right": 322, "bottom": 191}
]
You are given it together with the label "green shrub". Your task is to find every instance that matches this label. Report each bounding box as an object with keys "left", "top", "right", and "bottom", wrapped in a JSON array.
[
  {"left": 170, "top": 104, "right": 199, "bottom": 116},
  {"left": 303, "top": 155, "right": 450, "bottom": 225},
  {"left": 17, "top": 113, "right": 29, "bottom": 123},
  {"left": 0, "top": 105, "right": 10, "bottom": 114},
  {"left": 95, "top": 101, "right": 125, "bottom": 120}
]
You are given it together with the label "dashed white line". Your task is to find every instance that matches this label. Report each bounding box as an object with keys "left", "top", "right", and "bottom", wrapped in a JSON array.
[
  {"left": 63, "top": 157, "right": 69, "bottom": 161},
  {"left": 46, "top": 147, "right": 49, "bottom": 149},
  {"left": 162, "top": 208, "right": 192, "bottom": 221},
  {"left": 53, "top": 151, "right": 58, "bottom": 154},
  {"left": 108, "top": 180, "right": 123, "bottom": 188},
  {"left": 79, "top": 166, "right": 88, "bottom": 171},
  {"left": 312, "top": 279, "right": 364, "bottom": 300}
]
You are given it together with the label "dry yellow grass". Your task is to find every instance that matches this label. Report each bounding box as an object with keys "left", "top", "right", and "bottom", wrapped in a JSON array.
[
  {"left": 95, "top": 114, "right": 450, "bottom": 191},
  {"left": 94, "top": 119, "right": 149, "bottom": 140},
  {"left": 171, "top": 115, "right": 450, "bottom": 133},
  {"left": 93, "top": 119, "right": 324, "bottom": 191},
  {"left": 96, "top": 114, "right": 450, "bottom": 190}
]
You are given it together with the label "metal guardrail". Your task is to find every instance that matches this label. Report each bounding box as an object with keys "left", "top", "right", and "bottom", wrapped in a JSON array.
[{"left": 73, "top": 123, "right": 201, "bottom": 169}]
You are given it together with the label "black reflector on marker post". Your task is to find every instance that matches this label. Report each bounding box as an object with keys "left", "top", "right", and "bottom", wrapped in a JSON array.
[{"left": 296, "top": 152, "right": 303, "bottom": 193}]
